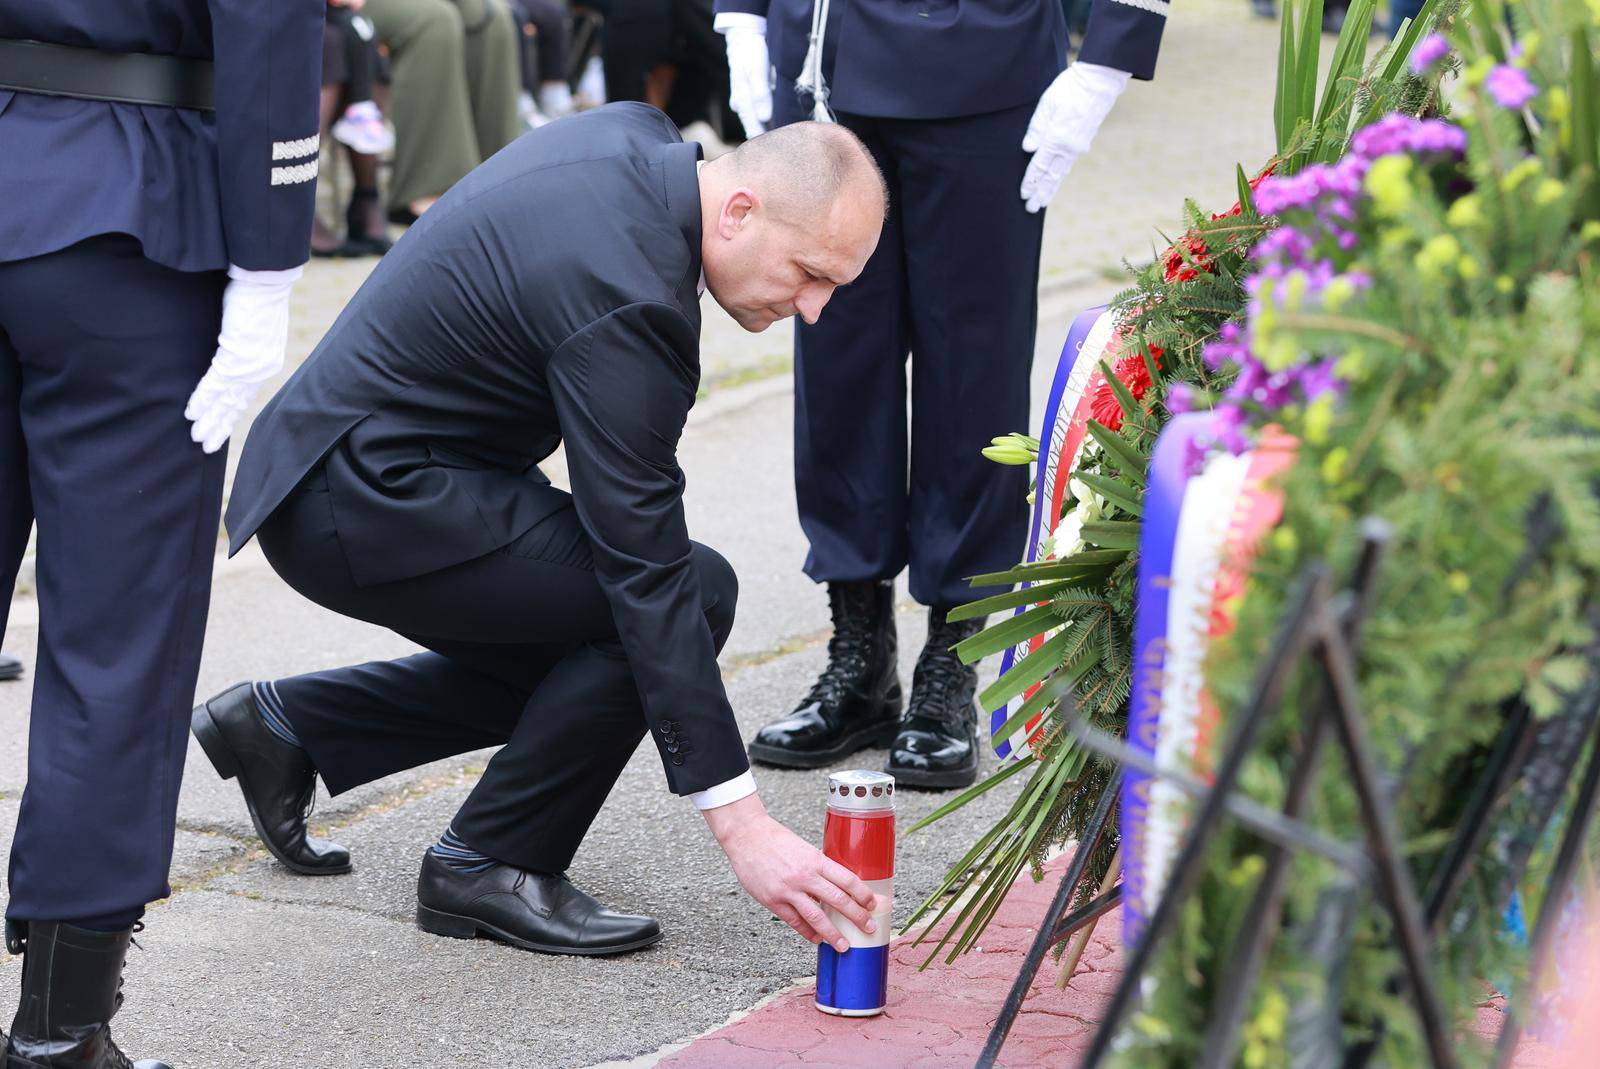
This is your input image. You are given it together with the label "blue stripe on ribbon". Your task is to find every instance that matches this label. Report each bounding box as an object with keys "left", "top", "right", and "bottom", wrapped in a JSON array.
[
  {"left": 1121, "top": 412, "right": 1213, "bottom": 946},
  {"left": 990, "top": 305, "right": 1107, "bottom": 759}
]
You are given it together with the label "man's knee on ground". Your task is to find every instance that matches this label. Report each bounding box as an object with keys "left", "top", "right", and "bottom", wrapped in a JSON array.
[{"left": 694, "top": 544, "right": 739, "bottom": 652}]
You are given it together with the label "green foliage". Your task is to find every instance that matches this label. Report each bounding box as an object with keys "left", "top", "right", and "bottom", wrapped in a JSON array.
[
  {"left": 1110, "top": 4, "right": 1600, "bottom": 1064},
  {"left": 907, "top": 0, "right": 1442, "bottom": 962}
]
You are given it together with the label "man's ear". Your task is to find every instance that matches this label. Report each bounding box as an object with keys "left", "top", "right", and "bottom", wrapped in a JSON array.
[{"left": 720, "top": 188, "right": 759, "bottom": 238}]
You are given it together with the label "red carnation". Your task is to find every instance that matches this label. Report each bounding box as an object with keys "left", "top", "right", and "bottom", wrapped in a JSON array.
[
  {"left": 1090, "top": 345, "right": 1165, "bottom": 432},
  {"left": 1163, "top": 233, "right": 1211, "bottom": 283}
]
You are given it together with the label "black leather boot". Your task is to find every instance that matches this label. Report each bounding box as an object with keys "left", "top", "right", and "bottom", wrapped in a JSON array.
[
  {"left": 415, "top": 852, "right": 662, "bottom": 955},
  {"left": 191, "top": 682, "right": 351, "bottom": 875},
  {"left": 886, "top": 608, "right": 984, "bottom": 789},
  {"left": 4, "top": 920, "right": 170, "bottom": 1069},
  {"left": 747, "top": 580, "right": 901, "bottom": 769}
]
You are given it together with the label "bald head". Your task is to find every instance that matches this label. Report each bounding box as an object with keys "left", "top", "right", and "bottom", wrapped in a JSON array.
[
  {"left": 698, "top": 122, "right": 887, "bottom": 333},
  {"left": 721, "top": 122, "right": 887, "bottom": 227}
]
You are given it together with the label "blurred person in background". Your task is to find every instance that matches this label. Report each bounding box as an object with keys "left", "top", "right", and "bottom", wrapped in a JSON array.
[
  {"left": 316, "top": 0, "right": 396, "bottom": 257},
  {"left": 508, "top": 0, "right": 577, "bottom": 126},
  {"left": 0, "top": 0, "right": 319, "bottom": 1064},
  {"left": 592, "top": 0, "right": 739, "bottom": 148},
  {"left": 362, "top": 0, "right": 524, "bottom": 222},
  {"left": 718, "top": 0, "right": 1166, "bottom": 789}
]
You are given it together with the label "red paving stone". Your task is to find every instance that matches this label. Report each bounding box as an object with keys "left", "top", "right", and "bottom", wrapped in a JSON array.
[{"left": 657, "top": 855, "right": 1567, "bottom": 1069}]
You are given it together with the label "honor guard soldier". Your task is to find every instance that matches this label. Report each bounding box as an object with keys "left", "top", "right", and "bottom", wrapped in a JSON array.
[
  {"left": 0, "top": 3, "right": 322, "bottom": 1065},
  {"left": 717, "top": 0, "right": 1168, "bottom": 788}
]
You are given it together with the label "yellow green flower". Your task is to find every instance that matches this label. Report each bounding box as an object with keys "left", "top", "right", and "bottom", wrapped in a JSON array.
[
  {"left": 1534, "top": 179, "right": 1565, "bottom": 206},
  {"left": 1446, "top": 195, "right": 1483, "bottom": 229},
  {"left": 1304, "top": 395, "right": 1335, "bottom": 444},
  {"left": 1502, "top": 157, "right": 1542, "bottom": 192},
  {"left": 1322, "top": 275, "right": 1356, "bottom": 312},
  {"left": 1448, "top": 571, "right": 1472, "bottom": 594},
  {"left": 1415, "top": 234, "right": 1462, "bottom": 280},
  {"left": 1366, "top": 155, "right": 1415, "bottom": 217},
  {"left": 1322, "top": 447, "right": 1349, "bottom": 484}
]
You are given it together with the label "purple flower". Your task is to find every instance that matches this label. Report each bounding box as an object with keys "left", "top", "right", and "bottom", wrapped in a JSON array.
[
  {"left": 1486, "top": 65, "right": 1539, "bottom": 109},
  {"left": 1298, "top": 358, "right": 1344, "bottom": 402},
  {"left": 1411, "top": 33, "right": 1449, "bottom": 74},
  {"left": 1165, "top": 383, "right": 1195, "bottom": 415}
]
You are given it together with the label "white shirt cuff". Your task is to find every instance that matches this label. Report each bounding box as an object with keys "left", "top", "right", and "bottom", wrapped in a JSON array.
[
  {"left": 713, "top": 12, "right": 766, "bottom": 34},
  {"left": 689, "top": 770, "right": 758, "bottom": 810}
]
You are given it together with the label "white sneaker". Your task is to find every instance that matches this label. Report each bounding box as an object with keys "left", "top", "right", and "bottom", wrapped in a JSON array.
[
  {"left": 576, "top": 55, "right": 606, "bottom": 108},
  {"left": 539, "top": 82, "right": 575, "bottom": 118},
  {"left": 331, "top": 100, "right": 394, "bottom": 155}
]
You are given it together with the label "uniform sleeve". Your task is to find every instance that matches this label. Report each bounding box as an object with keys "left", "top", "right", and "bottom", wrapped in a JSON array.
[
  {"left": 713, "top": 0, "right": 771, "bottom": 19},
  {"left": 209, "top": 0, "right": 325, "bottom": 269},
  {"left": 547, "top": 302, "right": 751, "bottom": 795},
  {"left": 1076, "top": 0, "right": 1170, "bottom": 81}
]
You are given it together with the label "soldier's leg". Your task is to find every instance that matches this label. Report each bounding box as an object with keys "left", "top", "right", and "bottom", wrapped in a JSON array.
[
  {"left": 456, "top": 0, "right": 525, "bottom": 159},
  {"left": 0, "top": 323, "right": 32, "bottom": 646},
  {"left": 779, "top": 107, "right": 913, "bottom": 588},
  {"left": 879, "top": 102, "right": 1045, "bottom": 788},
  {"left": 363, "top": 0, "right": 481, "bottom": 211},
  {"left": 0, "top": 235, "right": 226, "bottom": 926},
  {"left": 892, "top": 102, "right": 1043, "bottom": 609}
]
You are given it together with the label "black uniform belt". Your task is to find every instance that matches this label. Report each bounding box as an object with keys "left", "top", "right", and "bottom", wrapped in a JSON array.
[{"left": 0, "top": 39, "right": 215, "bottom": 111}]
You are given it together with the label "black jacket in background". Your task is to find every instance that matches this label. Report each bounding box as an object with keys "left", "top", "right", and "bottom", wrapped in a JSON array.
[{"left": 226, "top": 103, "right": 747, "bottom": 794}]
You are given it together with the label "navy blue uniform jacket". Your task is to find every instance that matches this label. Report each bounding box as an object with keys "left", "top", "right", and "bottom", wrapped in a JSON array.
[
  {"left": 225, "top": 105, "right": 745, "bottom": 794},
  {"left": 0, "top": 0, "right": 323, "bottom": 271},
  {"left": 714, "top": 0, "right": 1168, "bottom": 120}
]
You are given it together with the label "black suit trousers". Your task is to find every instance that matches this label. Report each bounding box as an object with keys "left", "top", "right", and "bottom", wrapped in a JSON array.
[
  {"left": 258, "top": 470, "right": 738, "bottom": 873},
  {"left": 771, "top": 94, "right": 1045, "bottom": 608},
  {"left": 0, "top": 235, "right": 227, "bottom": 926}
]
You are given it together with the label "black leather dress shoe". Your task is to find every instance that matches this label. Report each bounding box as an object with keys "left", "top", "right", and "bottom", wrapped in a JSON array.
[
  {"left": 748, "top": 580, "right": 902, "bottom": 769},
  {"left": 191, "top": 682, "right": 351, "bottom": 875},
  {"left": 0, "top": 652, "right": 21, "bottom": 682},
  {"left": 5, "top": 920, "right": 170, "bottom": 1069},
  {"left": 415, "top": 852, "right": 662, "bottom": 956},
  {"left": 886, "top": 609, "right": 985, "bottom": 789}
]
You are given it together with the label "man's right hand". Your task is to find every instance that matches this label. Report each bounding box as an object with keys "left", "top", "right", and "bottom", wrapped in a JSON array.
[
  {"left": 703, "top": 793, "right": 878, "bottom": 952},
  {"left": 720, "top": 19, "right": 772, "bottom": 139}
]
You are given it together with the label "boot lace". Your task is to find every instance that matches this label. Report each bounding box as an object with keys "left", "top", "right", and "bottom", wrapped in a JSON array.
[
  {"left": 908, "top": 618, "right": 980, "bottom": 731},
  {"left": 801, "top": 587, "right": 879, "bottom": 708}
]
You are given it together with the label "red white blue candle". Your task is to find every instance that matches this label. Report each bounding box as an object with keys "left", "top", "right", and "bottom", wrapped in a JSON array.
[{"left": 816, "top": 770, "right": 895, "bottom": 1016}]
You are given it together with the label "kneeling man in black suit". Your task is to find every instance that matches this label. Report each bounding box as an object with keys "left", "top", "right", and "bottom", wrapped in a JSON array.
[{"left": 195, "top": 102, "right": 887, "bottom": 956}]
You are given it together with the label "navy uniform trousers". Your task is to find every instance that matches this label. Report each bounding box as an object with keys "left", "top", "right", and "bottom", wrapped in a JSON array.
[
  {"left": 771, "top": 86, "right": 1044, "bottom": 609},
  {"left": 0, "top": 235, "right": 227, "bottom": 927},
  {"left": 257, "top": 470, "right": 738, "bottom": 874}
]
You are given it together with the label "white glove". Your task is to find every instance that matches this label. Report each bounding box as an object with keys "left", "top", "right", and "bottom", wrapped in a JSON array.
[
  {"left": 1020, "top": 63, "right": 1131, "bottom": 213},
  {"left": 717, "top": 13, "right": 772, "bottom": 138},
  {"left": 184, "top": 264, "right": 301, "bottom": 454}
]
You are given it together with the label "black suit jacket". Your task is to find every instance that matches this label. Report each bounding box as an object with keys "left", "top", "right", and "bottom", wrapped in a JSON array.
[{"left": 226, "top": 103, "right": 746, "bottom": 795}]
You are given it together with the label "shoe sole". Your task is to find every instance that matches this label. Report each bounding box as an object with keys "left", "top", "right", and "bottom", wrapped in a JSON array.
[
  {"left": 747, "top": 719, "right": 900, "bottom": 770},
  {"left": 416, "top": 903, "right": 664, "bottom": 957},
  {"left": 191, "top": 699, "right": 353, "bottom": 878},
  {"left": 887, "top": 757, "right": 980, "bottom": 790}
]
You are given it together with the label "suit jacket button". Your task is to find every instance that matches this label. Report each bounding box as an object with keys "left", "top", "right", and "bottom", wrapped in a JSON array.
[
  {"left": 671, "top": 756, "right": 684, "bottom": 766},
  {"left": 666, "top": 743, "right": 679, "bottom": 753}
]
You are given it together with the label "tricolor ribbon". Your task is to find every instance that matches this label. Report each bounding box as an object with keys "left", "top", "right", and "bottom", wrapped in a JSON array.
[
  {"left": 1121, "top": 413, "right": 1297, "bottom": 947},
  {"left": 989, "top": 306, "right": 1120, "bottom": 760}
]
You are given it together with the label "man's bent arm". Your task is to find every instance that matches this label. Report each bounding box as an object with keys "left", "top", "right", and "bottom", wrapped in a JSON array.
[{"left": 546, "top": 301, "right": 751, "bottom": 796}]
